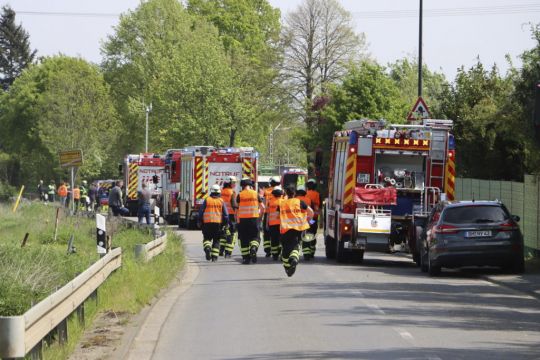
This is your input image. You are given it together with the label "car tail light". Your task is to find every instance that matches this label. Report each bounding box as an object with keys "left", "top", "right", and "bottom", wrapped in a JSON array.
[
  {"left": 498, "top": 221, "right": 519, "bottom": 231},
  {"left": 434, "top": 224, "right": 459, "bottom": 234}
]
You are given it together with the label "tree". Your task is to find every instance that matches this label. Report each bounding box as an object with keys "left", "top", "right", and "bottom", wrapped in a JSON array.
[
  {"left": 281, "top": 0, "right": 365, "bottom": 112},
  {"left": 102, "top": 0, "right": 253, "bottom": 153},
  {"left": 388, "top": 58, "right": 449, "bottom": 118},
  {"left": 0, "top": 6, "right": 36, "bottom": 90},
  {"left": 0, "top": 56, "right": 119, "bottom": 185}
]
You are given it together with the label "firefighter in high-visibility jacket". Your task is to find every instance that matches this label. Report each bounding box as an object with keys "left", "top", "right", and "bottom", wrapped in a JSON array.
[
  {"left": 262, "top": 176, "right": 280, "bottom": 257},
  {"left": 279, "top": 185, "right": 313, "bottom": 277},
  {"left": 295, "top": 185, "right": 315, "bottom": 260},
  {"left": 220, "top": 176, "right": 238, "bottom": 258},
  {"left": 265, "top": 185, "right": 283, "bottom": 261},
  {"left": 236, "top": 178, "right": 264, "bottom": 264},
  {"left": 198, "top": 184, "right": 229, "bottom": 262},
  {"left": 306, "top": 178, "right": 321, "bottom": 257}
]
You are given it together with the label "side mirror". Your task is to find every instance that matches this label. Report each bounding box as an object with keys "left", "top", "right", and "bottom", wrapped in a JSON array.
[{"left": 511, "top": 215, "right": 520, "bottom": 222}]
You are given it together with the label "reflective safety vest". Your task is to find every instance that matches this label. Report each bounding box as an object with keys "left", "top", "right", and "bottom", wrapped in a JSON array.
[
  {"left": 203, "top": 197, "right": 224, "bottom": 223},
  {"left": 238, "top": 189, "right": 259, "bottom": 219},
  {"left": 58, "top": 185, "right": 68, "bottom": 197},
  {"left": 267, "top": 196, "right": 281, "bottom": 226},
  {"left": 221, "top": 188, "right": 234, "bottom": 214},
  {"left": 264, "top": 187, "right": 274, "bottom": 213},
  {"left": 48, "top": 184, "right": 55, "bottom": 195},
  {"left": 280, "top": 198, "right": 309, "bottom": 234},
  {"left": 73, "top": 188, "right": 81, "bottom": 200},
  {"left": 296, "top": 195, "right": 312, "bottom": 207}
]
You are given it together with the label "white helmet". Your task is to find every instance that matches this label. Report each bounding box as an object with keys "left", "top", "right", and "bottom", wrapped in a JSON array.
[
  {"left": 210, "top": 184, "right": 221, "bottom": 194},
  {"left": 273, "top": 185, "right": 283, "bottom": 192},
  {"left": 270, "top": 176, "right": 280, "bottom": 185},
  {"left": 228, "top": 176, "right": 237, "bottom": 182},
  {"left": 297, "top": 185, "right": 306, "bottom": 192}
]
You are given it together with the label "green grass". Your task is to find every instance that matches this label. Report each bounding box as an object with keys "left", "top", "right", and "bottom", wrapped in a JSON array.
[{"left": 0, "top": 201, "right": 185, "bottom": 359}]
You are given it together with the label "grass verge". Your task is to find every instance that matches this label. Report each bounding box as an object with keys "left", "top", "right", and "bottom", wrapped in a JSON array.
[{"left": 0, "top": 201, "right": 184, "bottom": 359}]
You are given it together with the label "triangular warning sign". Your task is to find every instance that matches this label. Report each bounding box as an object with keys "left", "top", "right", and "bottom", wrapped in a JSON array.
[{"left": 407, "top": 96, "right": 432, "bottom": 121}]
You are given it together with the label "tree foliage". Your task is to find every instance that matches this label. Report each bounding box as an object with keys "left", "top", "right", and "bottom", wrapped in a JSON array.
[
  {"left": 0, "top": 56, "right": 118, "bottom": 185},
  {"left": 0, "top": 6, "right": 36, "bottom": 90}
]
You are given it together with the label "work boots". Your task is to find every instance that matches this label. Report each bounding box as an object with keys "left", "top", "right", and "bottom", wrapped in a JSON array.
[
  {"left": 250, "top": 246, "right": 258, "bottom": 263},
  {"left": 204, "top": 247, "right": 211, "bottom": 261}
]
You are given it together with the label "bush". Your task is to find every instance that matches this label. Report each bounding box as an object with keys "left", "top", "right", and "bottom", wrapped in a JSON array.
[{"left": 0, "top": 181, "right": 16, "bottom": 201}]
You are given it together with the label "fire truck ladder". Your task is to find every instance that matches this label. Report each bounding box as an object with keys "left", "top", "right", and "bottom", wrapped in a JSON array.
[{"left": 428, "top": 129, "right": 448, "bottom": 189}]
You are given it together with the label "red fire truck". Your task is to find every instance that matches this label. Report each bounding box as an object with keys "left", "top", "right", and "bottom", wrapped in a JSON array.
[
  {"left": 165, "top": 146, "right": 259, "bottom": 228},
  {"left": 124, "top": 153, "right": 166, "bottom": 216},
  {"left": 324, "top": 119, "right": 455, "bottom": 263}
]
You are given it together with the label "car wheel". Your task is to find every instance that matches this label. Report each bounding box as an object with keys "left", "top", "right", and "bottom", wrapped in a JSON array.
[
  {"left": 428, "top": 253, "right": 441, "bottom": 276},
  {"left": 413, "top": 252, "right": 420, "bottom": 266},
  {"left": 510, "top": 255, "right": 525, "bottom": 274},
  {"left": 420, "top": 248, "right": 428, "bottom": 273}
]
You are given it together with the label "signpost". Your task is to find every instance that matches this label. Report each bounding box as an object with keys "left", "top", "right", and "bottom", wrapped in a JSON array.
[
  {"left": 59, "top": 150, "right": 83, "bottom": 214},
  {"left": 407, "top": 96, "right": 432, "bottom": 122}
]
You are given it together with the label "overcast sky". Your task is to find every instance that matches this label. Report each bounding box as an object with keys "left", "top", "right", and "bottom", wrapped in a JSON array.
[{"left": 1, "top": 0, "right": 538, "bottom": 81}]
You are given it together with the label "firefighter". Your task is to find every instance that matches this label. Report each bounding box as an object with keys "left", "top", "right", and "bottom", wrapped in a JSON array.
[
  {"left": 296, "top": 185, "right": 315, "bottom": 260},
  {"left": 73, "top": 185, "right": 81, "bottom": 213},
  {"left": 279, "top": 185, "right": 313, "bottom": 277},
  {"left": 48, "top": 180, "right": 56, "bottom": 203},
  {"left": 266, "top": 185, "right": 283, "bottom": 260},
  {"left": 306, "top": 178, "right": 321, "bottom": 257},
  {"left": 198, "top": 184, "right": 229, "bottom": 262},
  {"left": 237, "top": 177, "right": 264, "bottom": 264},
  {"left": 220, "top": 176, "right": 238, "bottom": 258},
  {"left": 262, "top": 176, "right": 280, "bottom": 257},
  {"left": 80, "top": 180, "right": 89, "bottom": 211},
  {"left": 58, "top": 182, "right": 68, "bottom": 207}
]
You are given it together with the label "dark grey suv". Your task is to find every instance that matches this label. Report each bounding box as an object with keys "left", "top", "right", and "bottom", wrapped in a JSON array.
[{"left": 420, "top": 201, "right": 524, "bottom": 276}]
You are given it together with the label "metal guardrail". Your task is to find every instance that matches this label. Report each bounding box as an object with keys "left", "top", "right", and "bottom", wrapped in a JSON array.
[
  {"left": 135, "top": 232, "right": 167, "bottom": 262},
  {"left": 0, "top": 247, "right": 122, "bottom": 359}
]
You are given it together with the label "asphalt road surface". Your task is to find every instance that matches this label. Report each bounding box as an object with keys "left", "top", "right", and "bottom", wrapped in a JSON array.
[{"left": 150, "top": 229, "right": 540, "bottom": 360}]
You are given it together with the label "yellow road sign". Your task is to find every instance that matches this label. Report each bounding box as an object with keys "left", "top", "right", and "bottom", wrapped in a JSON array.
[{"left": 59, "top": 149, "right": 83, "bottom": 168}]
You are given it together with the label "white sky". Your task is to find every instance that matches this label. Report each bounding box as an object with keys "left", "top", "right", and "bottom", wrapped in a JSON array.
[{"left": 1, "top": 0, "right": 538, "bottom": 80}]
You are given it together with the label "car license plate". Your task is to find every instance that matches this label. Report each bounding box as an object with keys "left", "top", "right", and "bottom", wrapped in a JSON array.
[{"left": 466, "top": 230, "right": 492, "bottom": 238}]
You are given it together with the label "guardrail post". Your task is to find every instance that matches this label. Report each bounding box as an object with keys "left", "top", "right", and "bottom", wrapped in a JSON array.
[
  {"left": 57, "top": 319, "right": 68, "bottom": 345},
  {"left": 76, "top": 303, "right": 85, "bottom": 325},
  {"left": 89, "top": 289, "right": 98, "bottom": 306},
  {"left": 29, "top": 340, "right": 42, "bottom": 360}
]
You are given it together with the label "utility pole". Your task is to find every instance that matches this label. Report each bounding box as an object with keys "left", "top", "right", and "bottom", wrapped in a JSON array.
[
  {"left": 418, "top": 0, "right": 423, "bottom": 97},
  {"left": 145, "top": 103, "right": 152, "bottom": 153}
]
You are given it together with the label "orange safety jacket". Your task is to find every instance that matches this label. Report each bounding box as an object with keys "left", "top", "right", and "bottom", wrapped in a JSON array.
[
  {"left": 221, "top": 188, "right": 235, "bottom": 215},
  {"left": 296, "top": 194, "right": 312, "bottom": 207},
  {"left": 267, "top": 196, "right": 282, "bottom": 226},
  {"left": 238, "top": 189, "right": 260, "bottom": 219},
  {"left": 306, "top": 190, "right": 321, "bottom": 218},
  {"left": 280, "top": 198, "right": 309, "bottom": 234},
  {"left": 58, "top": 185, "right": 68, "bottom": 197},
  {"left": 73, "top": 188, "right": 80, "bottom": 200},
  {"left": 264, "top": 187, "right": 274, "bottom": 213},
  {"left": 203, "top": 197, "right": 224, "bottom": 223}
]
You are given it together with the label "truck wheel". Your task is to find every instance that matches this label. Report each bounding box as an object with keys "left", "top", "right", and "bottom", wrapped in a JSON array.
[
  {"left": 413, "top": 252, "right": 420, "bottom": 266},
  {"left": 353, "top": 250, "right": 364, "bottom": 264},
  {"left": 336, "top": 238, "right": 346, "bottom": 263},
  {"left": 325, "top": 235, "right": 336, "bottom": 259}
]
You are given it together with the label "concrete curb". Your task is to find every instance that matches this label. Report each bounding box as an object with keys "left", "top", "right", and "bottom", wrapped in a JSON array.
[{"left": 123, "top": 257, "right": 199, "bottom": 360}]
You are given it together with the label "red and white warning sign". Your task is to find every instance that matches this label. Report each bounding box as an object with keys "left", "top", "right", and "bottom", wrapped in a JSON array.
[{"left": 407, "top": 96, "right": 432, "bottom": 121}]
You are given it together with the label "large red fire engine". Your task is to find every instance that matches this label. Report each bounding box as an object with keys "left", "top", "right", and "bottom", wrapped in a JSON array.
[
  {"left": 124, "top": 153, "right": 166, "bottom": 216},
  {"left": 324, "top": 118, "right": 455, "bottom": 263},
  {"left": 162, "top": 146, "right": 259, "bottom": 228}
]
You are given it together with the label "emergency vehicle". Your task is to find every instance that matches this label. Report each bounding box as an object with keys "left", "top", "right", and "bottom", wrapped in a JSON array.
[
  {"left": 124, "top": 153, "right": 166, "bottom": 216},
  {"left": 281, "top": 168, "right": 308, "bottom": 190},
  {"left": 324, "top": 118, "right": 455, "bottom": 263},
  {"left": 170, "top": 146, "right": 259, "bottom": 228}
]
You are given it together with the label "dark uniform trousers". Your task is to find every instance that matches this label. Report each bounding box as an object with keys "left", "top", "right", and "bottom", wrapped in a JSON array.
[
  {"left": 238, "top": 218, "right": 259, "bottom": 259},
  {"left": 281, "top": 229, "right": 301, "bottom": 270},
  {"left": 269, "top": 225, "right": 281, "bottom": 257},
  {"left": 202, "top": 223, "right": 222, "bottom": 258},
  {"left": 220, "top": 214, "right": 236, "bottom": 255}
]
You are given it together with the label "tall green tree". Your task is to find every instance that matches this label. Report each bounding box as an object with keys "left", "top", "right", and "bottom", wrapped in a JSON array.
[
  {"left": 0, "top": 6, "right": 36, "bottom": 90},
  {"left": 102, "top": 0, "right": 251, "bottom": 153},
  {"left": 0, "top": 56, "right": 118, "bottom": 185}
]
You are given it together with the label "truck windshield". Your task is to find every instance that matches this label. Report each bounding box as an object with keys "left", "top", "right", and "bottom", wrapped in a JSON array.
[{"left": 283, "top": 174, "right": 306, "bottom": 190}]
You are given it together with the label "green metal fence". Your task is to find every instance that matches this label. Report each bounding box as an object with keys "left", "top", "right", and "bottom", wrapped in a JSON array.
[{"left": 455, "top": 175, "right": 539, "bottom": 256}]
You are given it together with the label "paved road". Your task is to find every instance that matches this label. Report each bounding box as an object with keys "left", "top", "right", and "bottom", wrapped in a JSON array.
[{"left": 149, "top": 230, "right": 540, "bottom": 360}]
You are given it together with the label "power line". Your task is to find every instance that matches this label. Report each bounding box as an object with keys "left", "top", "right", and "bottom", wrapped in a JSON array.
[{"left": 353, "top": 3, "right": 540, "bottom": 19}]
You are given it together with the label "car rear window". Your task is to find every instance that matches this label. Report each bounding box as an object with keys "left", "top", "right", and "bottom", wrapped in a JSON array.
[{"left": 442, "top": 205, "right": 509, "bottom": 224}]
